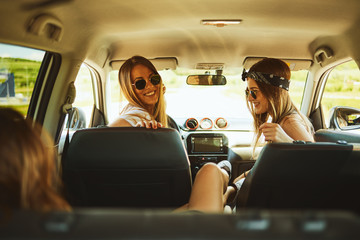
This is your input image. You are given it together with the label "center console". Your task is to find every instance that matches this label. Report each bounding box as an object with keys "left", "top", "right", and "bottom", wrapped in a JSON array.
[{"left": 185, "top": 133, "right": 228, "bottom": 178}]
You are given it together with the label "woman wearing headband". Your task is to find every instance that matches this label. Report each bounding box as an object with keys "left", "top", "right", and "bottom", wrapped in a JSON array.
[
  {"left": 243, "top": 58, "right": 314, "bottom": 152},
  {"left": 232, "top": 58, "right": 314, "bottom": 183},
  {"left": 109, "top": 56, "right": 168, "bottom": 129}
]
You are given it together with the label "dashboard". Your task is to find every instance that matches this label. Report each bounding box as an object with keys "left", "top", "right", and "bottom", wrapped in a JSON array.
[
  {"left": 175, "top": 117, "right": 255, "bottom": 179},
  {"left": 185, "top": 132, "right": 228, "bottom": 178}
]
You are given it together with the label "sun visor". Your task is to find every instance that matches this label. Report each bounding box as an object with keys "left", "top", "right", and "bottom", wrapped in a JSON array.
[
  {"left": 243, "top": 57, "right": 312, "bottom": 71},
  {"left": 110, "top": 57, "right": 178, "bottom": 71}
]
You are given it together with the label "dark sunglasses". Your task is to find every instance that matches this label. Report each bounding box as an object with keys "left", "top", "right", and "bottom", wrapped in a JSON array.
[
  {"left": 132, "top": 74, "right": 161, "bottom": 90},
  {"left": 245, "top": 89, "right": 258, "bottom": 99}
]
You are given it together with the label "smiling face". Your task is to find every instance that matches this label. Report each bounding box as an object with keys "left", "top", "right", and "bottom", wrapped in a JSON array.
[
  {"left": 131, "top": 64, "right": 161, "bottom": 112},
  {"left": 246, "top": 78, "right": 269, "bottom": 114}
]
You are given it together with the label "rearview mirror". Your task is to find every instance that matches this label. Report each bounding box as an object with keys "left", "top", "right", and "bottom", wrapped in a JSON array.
[
  {"left": 329, "top": 106, "right": 360, "bottom": 130},
  {"left": 186, "top": 75, "right": 226, "bottom": 85}
]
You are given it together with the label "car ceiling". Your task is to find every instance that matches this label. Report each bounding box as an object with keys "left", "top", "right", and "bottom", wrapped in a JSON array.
[{"left": 1, "top": 0, "right": 360, "bottom": 70}]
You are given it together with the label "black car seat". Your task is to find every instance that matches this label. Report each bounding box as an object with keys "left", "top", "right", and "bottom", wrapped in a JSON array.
[
  {"left": 236, "top": 142, "right": 360, "bottom": 214},
  {"left": 62, "top": 127, "right": 192, "bottom": 209},
  {"left": 315, "top": 129, "right": 360, "bottom": 143}
]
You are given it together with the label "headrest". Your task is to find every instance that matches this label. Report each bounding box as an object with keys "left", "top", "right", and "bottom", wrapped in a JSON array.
[{"left": 64, "top": 127, "right": 189, "bottom": 170}]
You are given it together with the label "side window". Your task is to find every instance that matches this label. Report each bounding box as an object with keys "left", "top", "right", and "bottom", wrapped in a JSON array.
[
  {"left": 289, "top": 70, "right": 308, "bottom": 109},
  {"left": 0, "top": 43, "right": 45, "bottom": 116},
  {"left": 322, "top": 60, "right": 360, "bottom": 128},
  {"left": 108, "top": 70, "right": 124, "bottom": 123},
  {"left": 72, "top": 64, "right": 96, "bottom": 127},
  {"left": 58, "top": 64, "right": 97, "bottom": 151}
]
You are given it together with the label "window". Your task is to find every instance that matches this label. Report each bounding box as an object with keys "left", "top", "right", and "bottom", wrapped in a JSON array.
[
  {"left": 72, "top": 64, "right": 96, "bottom": 127},
  {"left": 108, "top": 67, "right": 308, "bottom": 130},
  {"left": 289, "top": 70, "right": 308, "bottom": 109},
  {"left": 322, "top": 60, "right": 360, "bottom": 127},
  {"left": 160, "top": 68, "right": 251, "bottom": 121},
  {"left": 0, "top": 43, "right": 45, "bottom": 116},
  {"left": 58, "top": 64, "right": 97, "bottom": 150},
  {"left": 108, "top": 70, "right": 121, "bottom": 122}
]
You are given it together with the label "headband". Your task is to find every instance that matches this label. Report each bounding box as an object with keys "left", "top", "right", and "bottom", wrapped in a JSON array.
[{"left": 242, "top": 69, "right": 290, "bottom": 91}]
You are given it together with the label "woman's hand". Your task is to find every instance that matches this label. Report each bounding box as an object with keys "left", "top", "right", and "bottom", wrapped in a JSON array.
[
  {"left": 135, "top": 120, "right": 163, "bottom": 129},
  {"left": 259, "top": 122, "right": 293, "bottom": 143},
  {"left": 232, "top": 170, "right": 250, "bottom": 183}
]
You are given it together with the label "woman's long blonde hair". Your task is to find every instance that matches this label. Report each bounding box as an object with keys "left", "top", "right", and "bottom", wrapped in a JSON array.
[
  {"left": 0, "top": 108, "right": 70, "bottom": 212},
  {"left": 118, "top": 56, "right": 168, "bottom": 127},
  {"left": 246, "top": 58, "right": 313, "bottom": 157}
]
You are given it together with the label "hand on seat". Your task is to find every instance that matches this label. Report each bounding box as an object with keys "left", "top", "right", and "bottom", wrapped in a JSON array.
[{"left": 135, "top": 120, "right": 163, "bottom": 129}]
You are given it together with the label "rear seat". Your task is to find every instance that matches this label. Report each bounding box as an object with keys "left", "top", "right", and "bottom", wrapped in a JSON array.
[
  {"left": 62, "top": 127, "right": 192, "bottom": 209},
  {"left": 2, "top": 209, "right": 360, "bottom": 238},
  {"left": 236, "top": 142, "right": 360, "bottom": 214}
]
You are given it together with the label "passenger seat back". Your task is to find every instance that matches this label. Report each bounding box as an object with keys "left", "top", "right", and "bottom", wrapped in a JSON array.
[
  {"left": 237, "top": 142, "right": 360, "bottom": 214},
  {"left": 315, "top": 129, "right": 360, "bottom": 143},
  {"left": 62, "top": 127, "right": 192, "bottom": 209}
]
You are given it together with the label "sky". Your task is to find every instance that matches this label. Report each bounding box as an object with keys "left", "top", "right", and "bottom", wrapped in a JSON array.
[{"left": 0, "top": 43, "right": 45, "bottom": 61}]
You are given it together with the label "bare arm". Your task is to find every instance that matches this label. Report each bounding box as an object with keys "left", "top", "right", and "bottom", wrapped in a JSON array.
[
  {"left": 109, "top": 118, "right": 163, "bottom": 129},
  {"left": 259, "top": 117, "right": 314, "bottom": 143},
  {"left": 281, "top": 117, "right": 314, "bottom": 142},
  {"left": 259, "top": 123, "right": 293, "bottom": 142}
]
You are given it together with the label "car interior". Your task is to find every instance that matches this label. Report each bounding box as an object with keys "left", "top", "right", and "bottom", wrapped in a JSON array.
[{"left": 1, "top": 0, "right": 360, "bottom": 239}]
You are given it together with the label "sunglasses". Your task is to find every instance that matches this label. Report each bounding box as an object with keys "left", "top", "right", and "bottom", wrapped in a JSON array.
[
  {"left": 132, "top": 74, "right": 161, "bottom": 90},
  {"left": 245, "top": 89, "right": 258, "bottom": 99}
]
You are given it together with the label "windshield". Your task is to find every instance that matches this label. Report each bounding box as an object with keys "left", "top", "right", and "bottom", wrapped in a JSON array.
[
  {"left": 108, "top": 68, "right": 308, "bottom": 131},
  {"left": 160, "top": 68, "right": 248, "bottom": 118},
  {"left": 159, "top": 68, "right": 252, "bottom": 130}
]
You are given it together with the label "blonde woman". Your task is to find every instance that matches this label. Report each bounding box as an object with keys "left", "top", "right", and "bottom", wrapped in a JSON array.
[
  {"left": 0, "top": 107, "right": 70, "bottom": 212},
  {"left": 234, "top": 58, "right": 314, "bottom": 182},
  {"left": 109, "top": 56, "right": 168, "bottom": 129}
]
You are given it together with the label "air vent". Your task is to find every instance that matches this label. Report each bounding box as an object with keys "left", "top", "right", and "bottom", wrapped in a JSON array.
[
  {"left": 185, "top": 118, "right": 199, "bottom": 130},
  {"left": 215, "top": 117, "right": 228, "bottom": 129}
]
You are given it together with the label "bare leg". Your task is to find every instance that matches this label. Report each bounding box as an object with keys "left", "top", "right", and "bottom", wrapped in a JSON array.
[
  {"left": 173, "top": 186, "right": 236, "bottom": 213},
  {"left": 223, "top": 186, "right": 236, "bottom": 205},
  {"left": 186, "top": 162, "right": 230, "bottom": 213}
]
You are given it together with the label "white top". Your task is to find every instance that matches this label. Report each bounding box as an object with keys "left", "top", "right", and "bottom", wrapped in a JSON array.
[{"left": 117, "top": 103, "right": 152, "bottom": 126}]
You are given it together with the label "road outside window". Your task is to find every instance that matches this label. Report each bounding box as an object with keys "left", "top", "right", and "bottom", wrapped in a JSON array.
[
  {"left": 322, "top": 60, "right": 360, "bottom": 127},
  {"left": 0, "top": 43, "right": 45, "bottom": 116}
]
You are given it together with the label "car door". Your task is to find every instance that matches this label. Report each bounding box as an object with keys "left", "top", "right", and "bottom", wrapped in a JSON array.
[{"left": 310, "top": 60, "right": 360, "bottom": 142}]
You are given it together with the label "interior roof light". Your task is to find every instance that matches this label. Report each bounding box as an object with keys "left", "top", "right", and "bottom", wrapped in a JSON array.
[{"left": 201, "top": 19, "right": 242, "bottom": 27}]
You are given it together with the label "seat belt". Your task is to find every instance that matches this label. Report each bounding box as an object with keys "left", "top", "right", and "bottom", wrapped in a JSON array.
[{"left": 61, "top": 82, "right": 76, "bottom": 170}]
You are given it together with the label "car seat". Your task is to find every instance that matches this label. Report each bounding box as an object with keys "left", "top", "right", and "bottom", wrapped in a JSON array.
[
  {"left": 62, "top": 127, "right": 192, "bottom": 209},
  {"left": 236, "top": 142, "right": 360, "bottom": 214},
  {"left": 315, "top": 129, "right": 360, "bottom": 143}
]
